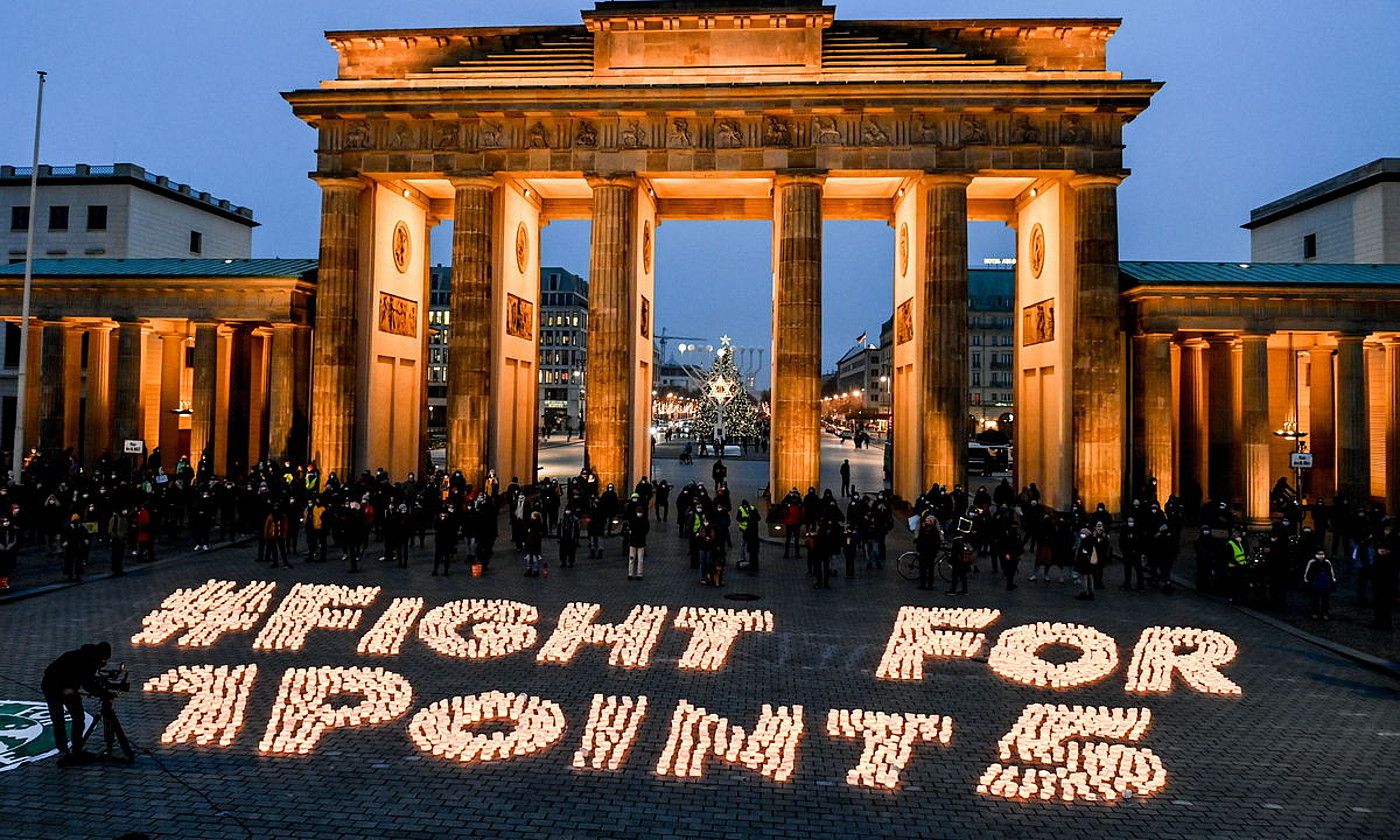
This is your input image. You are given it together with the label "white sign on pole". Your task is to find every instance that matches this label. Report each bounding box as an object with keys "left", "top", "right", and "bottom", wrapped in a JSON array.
[
  {"left": 1289, "top": 452, "right": 1313, "bottom": 470},
  {"left": 123, "top": 439, "right": 144, "bottom": 455}
]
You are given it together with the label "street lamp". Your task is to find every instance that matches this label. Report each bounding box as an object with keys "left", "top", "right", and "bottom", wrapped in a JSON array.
[{"left": 10, "top": 70, "right": 47, "bottom": 484}]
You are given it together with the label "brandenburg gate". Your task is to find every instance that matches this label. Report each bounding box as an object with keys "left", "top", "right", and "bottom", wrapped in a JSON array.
[{"left": 284, "top": 0, "right": 1160, "bottom": 507}]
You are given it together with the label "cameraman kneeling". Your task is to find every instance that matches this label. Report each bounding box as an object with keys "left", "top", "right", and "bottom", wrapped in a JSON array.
[{"left": 41, "top": 641, "right": 110, "bottom": 765}]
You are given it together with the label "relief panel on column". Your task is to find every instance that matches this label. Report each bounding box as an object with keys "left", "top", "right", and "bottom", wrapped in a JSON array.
[
  {"left": 1014, "top": 182, "right": 1070, "bottom": 510},
  {"left": 363, "top": 183, "right": 428, "bottom": 477},
  {"left": 890, "top": 183, "right": 921, "bottom": 501},
  {"left": 630, "top": 189, "right": 657, "bottom": 485},
  {"left": 493, "top": 184, "right": 540, "bottom": 487}
]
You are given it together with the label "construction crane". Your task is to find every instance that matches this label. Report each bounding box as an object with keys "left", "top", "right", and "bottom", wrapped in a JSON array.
[{"left": 654, "top": 327, "right": 710, "bottom": 364}]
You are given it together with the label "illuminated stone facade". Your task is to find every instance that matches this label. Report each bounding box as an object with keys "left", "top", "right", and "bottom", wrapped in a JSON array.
[
  {"left": 0, "top": 260, "right": 313, "bottom": 471},
  {"left": 285, "top": 0, "right": 1160, "bottom": 502}
]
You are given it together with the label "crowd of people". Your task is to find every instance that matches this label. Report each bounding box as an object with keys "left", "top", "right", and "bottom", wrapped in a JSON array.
[{"left": 1, "top": 445, "right": 1394, "bottom": 631}]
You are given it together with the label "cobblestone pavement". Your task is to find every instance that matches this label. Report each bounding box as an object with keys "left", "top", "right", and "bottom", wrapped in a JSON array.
[{"left": 2, "top": 477, "right": 1397, "bottom": 838}]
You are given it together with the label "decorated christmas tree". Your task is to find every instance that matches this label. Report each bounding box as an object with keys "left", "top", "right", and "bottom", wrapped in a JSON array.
[{"left": 693, "top": 340, "right": 765, "bottom": 439}]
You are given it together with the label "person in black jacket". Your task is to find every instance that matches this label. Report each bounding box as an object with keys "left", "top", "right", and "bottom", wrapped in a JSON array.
[
  {"left": 42, "top": 642, "right": 110, "bottom": 761},
  {"left": 558, "top": 508, "right": 581, "bottom": 569},
  {"left": 432, "top": 507, "right": 458, "bottom": 576},
  {"left": 915, "top": 516, "right": 942, "bottom": 591},
  {"left": 624, "top": 494, "right": 650, "bottom": 580},
  {"left": 62, "top": 514, "right": 91, "bottom": 582}
]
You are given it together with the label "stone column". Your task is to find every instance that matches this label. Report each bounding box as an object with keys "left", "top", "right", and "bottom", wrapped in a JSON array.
[
  {"left": 83, "top": 324, "right": 114, "bottom": 464},
  {"left": 62, "top": 327, "right": 83, "bottom": 452},
  {"left": 586, "top": 175, "right": 638, "bottom": 490},
  {"left": 920, "top": 173, "right": 971, "bottom": 492},
  {"left": 1307, "top": 345, "right": 1336, "bottom": 501},
  {"left": 1387, "top": 337, "right": 1400, "bottom": 515},
  {"left": 1070, "top": 175, "right": 1125, "bottom": 509},
  {"left": 213, "top": 326, "right": 234, "bottom": 476},
  {"left": 446, "top": 176, "right": 497, "bottom": 486},
  {"left": 247, "top": 327, "right": 271, "bottom": 467},
  {"left": 38, "top": 322, "right": 66, "bottom": 452},
  {"left": 1239, "top": 333, "right": 1271, "bottom": 523},
  {"left": 771, "top": 172, "right": 825, "bottom": 496},
  {"left": 291, "top": 324, "right": 312, "bottom": 466},
  {"left": 20, "top": 319, "right": 43, "bottom": 457},
  {"left": 158, "top": 331, "right": 186, "bottom": 461},
  {"left": 309, "top": 176, "right": 366, "bottom": 478},
  {"left": 267, "top": 323, "right": 298, "bottom": 461},
  {"left": 1205, "top": 335, "right": 1237, "bottom": 503},
  {"left": 1137, "top": 333, "right": 1174, "bottom": 502},
  {"left": 1177, "top": 340, "right": 1209, "bottom": 502},
  {"left": 113, "top": 321, "right": 149, "bottom": 456},
  {"left": 190, "top": 322, "right": 220, "bottom": 472},
  {"left": 1334, "top": 333, "right": 1370, "bottom": 503}
]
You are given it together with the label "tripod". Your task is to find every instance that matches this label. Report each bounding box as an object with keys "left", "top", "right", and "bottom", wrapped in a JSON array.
[{"left": 75, "top": 694, "right": 135, "bottom": 764}]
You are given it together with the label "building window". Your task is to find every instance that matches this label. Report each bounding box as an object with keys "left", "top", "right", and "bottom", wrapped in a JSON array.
[
  {"left": 48, "top": 206, "right": 69, "bottom": 231},
  {"left": 189, "top": 230, "right": 203, "bottom": 254},
  {"left": 86, "top": 205, "right": 108, "bottom": 231},
  {"left": 10, "top": 206, "right": 29, "bottom": 232},
  {"left": 1302, "top": 233, "right": 1317, "bottom": 260}
]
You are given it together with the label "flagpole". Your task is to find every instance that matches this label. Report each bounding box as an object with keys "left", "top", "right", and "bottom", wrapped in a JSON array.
[{"left": 11, "top": 70, "right": 47, "bottom": 485}]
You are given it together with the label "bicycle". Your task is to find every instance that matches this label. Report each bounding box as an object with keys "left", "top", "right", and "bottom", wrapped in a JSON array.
[{"left": 897, "top": 549, "right": 952, "bottom": 583}]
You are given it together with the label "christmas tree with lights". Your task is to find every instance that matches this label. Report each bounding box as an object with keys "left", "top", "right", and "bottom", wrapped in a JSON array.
[{"left": 693, "top": 339, "right": 764, "bottom": 439}]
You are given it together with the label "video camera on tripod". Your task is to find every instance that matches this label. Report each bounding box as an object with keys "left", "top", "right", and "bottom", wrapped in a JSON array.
[
  {"left": 86, "top": 666, "right": 131, "bottom": 699},
  {"left": 77, "top": 664, "right": 135, "bottom": 765}
]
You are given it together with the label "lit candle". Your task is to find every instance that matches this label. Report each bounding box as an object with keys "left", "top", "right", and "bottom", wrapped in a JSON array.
[{"left": 131, "top": 579, "right": 277, "bottom": 648}]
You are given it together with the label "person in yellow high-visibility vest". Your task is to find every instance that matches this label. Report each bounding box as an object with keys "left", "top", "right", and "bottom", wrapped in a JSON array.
[{"left": 1225, "top": 529, "right": 1250, "bottom": 603}]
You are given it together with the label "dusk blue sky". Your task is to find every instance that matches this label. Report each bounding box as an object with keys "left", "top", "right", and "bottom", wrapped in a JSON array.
[{"left": 5, "top": 1, "right": 1397, "bottom": 382}]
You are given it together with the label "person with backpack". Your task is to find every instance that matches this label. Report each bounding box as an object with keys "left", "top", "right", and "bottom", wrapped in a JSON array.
[
  {"left": 915, "top": 515, "right": 942, "bottom": 591},
  {"left": 523, "top": 511, "right": 546, "bottom": 578}
]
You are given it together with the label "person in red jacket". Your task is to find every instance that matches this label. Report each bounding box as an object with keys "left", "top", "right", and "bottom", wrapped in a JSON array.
[
  {"left": 781, "top": 491, "right": 803, "bottom": 558},
  {"left": 133, "top": 503, "right": 155, "bottom": 563}
]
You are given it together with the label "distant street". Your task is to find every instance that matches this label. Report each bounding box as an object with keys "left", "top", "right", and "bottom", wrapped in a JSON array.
[{"left": 540, "top": 434, "right": 888, "bottom": 501}]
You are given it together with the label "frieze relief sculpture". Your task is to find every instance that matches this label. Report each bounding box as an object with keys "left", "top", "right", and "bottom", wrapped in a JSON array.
[
  {"left": 862, "top": 119, "right": 890, "bottom": 146},
  {"left": 765, "top": 117, "right": 792, "bottom": 147},
  {"left": 344, "top": 122, "right": 371, "bottom": 150},
  {"left": 574, "top": 120, "right": 598, "bottom": 148},
  {"left": 668, "top": 118, "right": 693, "bottom": 148},
  {"left": 478, "top": 121, "right": 505, "bottom": 150},
  {"left": 1061, "top": 115, "right": 1087, "bottom": 144},
  {"left": 435, "top": 124, "right": 459, "bottom": 151},
  {"left": 813, "top": 116, "right": 842, "bottom": 145},
  {"left": 961, "top": 115, "right": 989, "bottom": 144},
  {"left": 390, "top": 123, "right": 413, "bottom": 150},
  {"left": 527, "top": 122, "right": 550, "bottom": 149},
  {"left": 619, "top": 120, "right": 646, "bottom": 149},
  {"left": 715, "top": 119, "right": 744, "bottom": 148},
  {"left": 913, "top": 114, "right": 941, "bottom": 146},
  {"left": 1013, "top": 117, "right": 1040, "bottom": 145}
]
